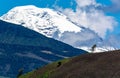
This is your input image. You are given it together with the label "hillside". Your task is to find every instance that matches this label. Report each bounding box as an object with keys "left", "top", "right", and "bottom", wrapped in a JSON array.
[
  {"left": 0, "top": 20, "right": 86, "bottom": 78},
  {"left": 20, "top": 50, "right": 120, "bottom": 78}
]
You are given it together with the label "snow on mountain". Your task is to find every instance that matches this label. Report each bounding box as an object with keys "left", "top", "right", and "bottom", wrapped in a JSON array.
[
  {"left": 0, "top": 5, "right": 115, "bottom": 52},
  {"left": 0, "top": 5, "right": 81, "bottom": 38}
]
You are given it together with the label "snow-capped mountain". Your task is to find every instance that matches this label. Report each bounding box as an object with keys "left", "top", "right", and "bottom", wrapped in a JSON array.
[
  {"left": 1, "top": 5, "right": 81, "bottom": 37},
  {"left": 0, "top": 5, "right": 114, "bottom": 52}
]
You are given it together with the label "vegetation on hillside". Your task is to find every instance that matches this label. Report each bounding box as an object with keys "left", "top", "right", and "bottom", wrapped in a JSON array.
[{"left": 20, "top": 50, "right": 120, "bottom": 78}]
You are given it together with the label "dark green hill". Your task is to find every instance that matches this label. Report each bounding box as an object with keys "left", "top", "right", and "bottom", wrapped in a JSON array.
[
  {"left": 0, "top": 20, "right": 87, "bottom": 78},
  {"left": 0, "top": 20, "right": 83, "bottom": 52},
  {"left": 20, "top": 50, "right": 120, "bottom": 78}
]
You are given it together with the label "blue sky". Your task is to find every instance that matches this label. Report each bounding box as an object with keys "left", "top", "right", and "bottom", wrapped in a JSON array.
[
  {"left": 0, "top": 0, "right": 76, "bottom": 15},
  {"left": 0, "top": 0, "right": 120, "bottom": 38}
]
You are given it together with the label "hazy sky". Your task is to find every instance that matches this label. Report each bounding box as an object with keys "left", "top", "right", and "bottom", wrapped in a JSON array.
[{"left": 0, "top": 0, "right": 120, "bottom": 38}]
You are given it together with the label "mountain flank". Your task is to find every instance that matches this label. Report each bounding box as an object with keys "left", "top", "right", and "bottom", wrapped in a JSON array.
[{"left": 0, "top": 20, "right": 86, "bottom": 78}]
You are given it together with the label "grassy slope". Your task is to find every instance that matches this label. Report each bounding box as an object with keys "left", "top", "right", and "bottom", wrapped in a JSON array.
[
  {"left": 19, "top": 58, "right": 70, "bottom": 78},
  {"left": 20, "top": 50, "right": 120, "bottom": 78}
]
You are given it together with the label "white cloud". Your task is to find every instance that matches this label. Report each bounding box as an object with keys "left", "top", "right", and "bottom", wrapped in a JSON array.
[
  {"left": 108, "top": 0, "right": 120, "bottom": 12},
  {"left": 76, "top": 0, "right": 97, "bottom": 7},
  {"left": 58, "top": 0, "right": 117, "bottom": 38}
]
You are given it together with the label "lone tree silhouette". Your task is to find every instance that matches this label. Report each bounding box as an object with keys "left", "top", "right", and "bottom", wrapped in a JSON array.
[
  {"left": 17, "top": 68, "right": 24, "bottom": 78},
  {"left": 91, "top": 44, "right": 97, "bottom": 52},
  {"left": 57, "top": 61, "right": 62, "bottom": 67}
]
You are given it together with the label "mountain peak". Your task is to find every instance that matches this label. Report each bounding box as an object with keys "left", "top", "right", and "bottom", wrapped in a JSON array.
[
  {"left": 1, "top": 5, "right": 114, "bottom": 52},
  {"left": 11, "top": 5, "right": 37, "bottom": 9},
  {"left": 1, "top": 5, "right": 81, "bottom": 38}
]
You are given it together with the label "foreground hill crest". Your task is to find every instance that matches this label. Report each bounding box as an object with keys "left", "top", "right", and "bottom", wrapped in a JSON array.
[{"left": 20, "top": 50, "right": 120, "bottom": 78}]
